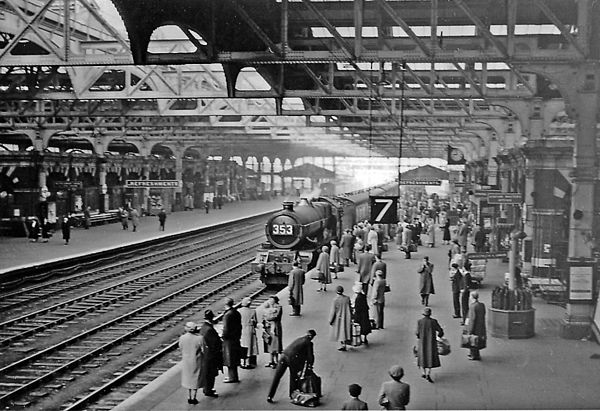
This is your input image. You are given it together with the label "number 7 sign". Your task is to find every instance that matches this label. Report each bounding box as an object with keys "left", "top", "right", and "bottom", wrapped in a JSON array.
[{"left": 370, "top": 196, "right": 399, "bottom": 223}]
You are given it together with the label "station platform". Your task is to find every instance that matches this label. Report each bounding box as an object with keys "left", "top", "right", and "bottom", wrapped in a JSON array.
[
  {"left": 0, "top": 198, "right": 282, "bottom": 273},
  {"left": 113, "top": 238, "right": 600, "bottom": 411}
]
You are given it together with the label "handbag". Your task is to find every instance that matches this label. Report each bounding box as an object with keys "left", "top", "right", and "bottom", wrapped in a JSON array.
[
  {"left": 308, "top": 268, "right": 320, "bottom": 280},
  {"left": 437, "top": 336, "right": 451, "bottom": 356},
  {"left": 384, "top": 282, "right": 391, "bottom": 293}
]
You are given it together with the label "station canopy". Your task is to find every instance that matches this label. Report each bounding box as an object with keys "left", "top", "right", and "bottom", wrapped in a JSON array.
[
  {"left": 400, "top": 165, "right": 449, "bottom": 181},
  {"left": 279, "top": 163, "right": 335, "bottom": 179}
]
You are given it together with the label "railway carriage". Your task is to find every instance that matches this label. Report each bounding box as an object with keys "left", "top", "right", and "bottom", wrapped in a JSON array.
[{"left": 253, "top": 183, "right": 398, "bottom": 288}]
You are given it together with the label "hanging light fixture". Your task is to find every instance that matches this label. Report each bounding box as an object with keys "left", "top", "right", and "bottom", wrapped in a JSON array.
[{"left": 398, "top": 61, "right": 406, "bottom": 199}]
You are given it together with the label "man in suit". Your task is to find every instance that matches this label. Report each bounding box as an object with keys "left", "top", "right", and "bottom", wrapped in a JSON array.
[
  {"left": 371, "top": 271, "right": 387, "bottom": 329},
  {"left": 340, "top": 229, "right": 355, "bottom": 266},
  {"left": 466, "top": 291, "right": 487, "bottom": 360},
  {"left": 449, "top": 263, "right": 463, "bottom": 319},
  {"left": 221, "top": 298, "right": 242, "bottom": 383},
  {"left": 370, "top": 255, "right": 387, "bottom": 280},
  {"left": 460, "top": 262, "right": 474, "bottom": 325},
  {"left": 267, "top": 329, "right": 316, "bottom": 403},
  {"left": 288, "top": 261, "right": 305, "bottom": 316},
  {"left": 378, "top": 365, "right": 410, "bottom": 410},
  {"left": 198, "top": 310, "right": 222, "bottom": 397},
  {"left": 357, "top": 248, "right": 375, "bottom": 295}
]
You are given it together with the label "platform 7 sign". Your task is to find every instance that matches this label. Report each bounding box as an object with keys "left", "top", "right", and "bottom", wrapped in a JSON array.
[{"left": 370, "top": 196, "right": 399, "bottom": 224}]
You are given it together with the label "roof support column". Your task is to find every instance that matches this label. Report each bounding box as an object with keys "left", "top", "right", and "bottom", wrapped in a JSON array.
[
  {"left": 354, "top": 0, "right": 364, "bottom": 58},
  {"left": 560, "top": 70, "right": 599, "bottom": 339}
]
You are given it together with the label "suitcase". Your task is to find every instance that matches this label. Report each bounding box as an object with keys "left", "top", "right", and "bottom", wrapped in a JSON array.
[
  {"left": 300, "top": 369, "right": 322, "bottom": 399},
  {"left": 351, "top": 323, "right": 362, "bottom": 346}
]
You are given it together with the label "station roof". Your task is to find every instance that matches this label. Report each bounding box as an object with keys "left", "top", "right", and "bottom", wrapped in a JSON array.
[
  {"left": 279, "top": 163, "right": 335, "bottom": 179},
  {"left": 400, "top": 165, "right": 448, "bottom": 181}
]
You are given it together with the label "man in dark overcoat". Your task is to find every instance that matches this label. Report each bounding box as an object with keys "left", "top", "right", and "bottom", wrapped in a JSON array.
[
  {"left": 416, "top": 307, "right": 444, "bottom": 383},
  {"left": 288, "top": 261, "right": 305, "bottom": 316},
  {"left": 267, "top": 329, "right": 316, "bottom": 403},
  {"left": 465, "top": 291, "right": 487, "bottom": 360},
  {"left": 449, "top": 263, "right": 463, "bottom": 318},
  {"left": 61, "top": 214, "right": 72, "bottom": 245},
  {"left": 221, "top": 297, "right": 242, "bottom": 383},
  {"left": 357, "top": 249, "right": 375, "bottom": 295},
  {"left": 418, "top": 256, "right": 435, "bottom": 306},
  {"left": 340, "top": 229, "right": 355, "bottom": 266},
  {"left": 460, "top": 263, "right": 474, "bottom": 325},
  {"left": 198, "top": 310, "right": 222, "bottom": 397}
]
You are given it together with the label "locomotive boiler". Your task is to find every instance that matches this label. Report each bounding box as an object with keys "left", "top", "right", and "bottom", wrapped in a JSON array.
[{"left": 253, "top": 182, "right": 398, "bottom": 288}]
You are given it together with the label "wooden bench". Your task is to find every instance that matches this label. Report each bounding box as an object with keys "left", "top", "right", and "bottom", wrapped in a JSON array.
[{"left": 70, "top": 211, "right": 121, "bottom": 227}]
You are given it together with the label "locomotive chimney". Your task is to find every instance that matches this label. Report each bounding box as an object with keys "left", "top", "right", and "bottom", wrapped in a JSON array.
[{"left": 282, "top": 201, "right": 294, "bottom": 211}]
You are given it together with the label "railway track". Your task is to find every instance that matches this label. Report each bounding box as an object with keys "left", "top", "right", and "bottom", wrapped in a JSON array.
[
  {"left": 0, "top": 220, "right": 264, "bottom": 313},
  {"left": 63, "top": 289, "right": 273, "bottom": 411},
  {"left": 0, "top": 259, "right": 267, "bottom": 410},
  {"left": 0, "top": 233, "right": 262, "bottom": 351}
]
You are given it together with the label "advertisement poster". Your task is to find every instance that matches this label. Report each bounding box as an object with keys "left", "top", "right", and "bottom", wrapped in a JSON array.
[{"left": 569, "top": 266, "right": 593, "bottom": 300}]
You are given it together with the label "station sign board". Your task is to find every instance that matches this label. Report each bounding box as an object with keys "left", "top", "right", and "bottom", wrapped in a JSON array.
[
  {"left": 370, "top": 196, "right": 398, "bottom": 224},
  {"left": 453, "top": 181, "right": 468, "bottom": 187},
  {"left": 399, "top": 179, "right": 442, "bottom": 186},
  {"left": 54, "top": 181, "right": 83, "bottom": 189},
  {"left": 126, "top": 180, "right": 181, "bottom": 188},
  {"left": 473, "top": 189, "right": 501, "bottom": 198},
  {"left": 467, "top": 251, "right": 508, "bottom": 260},
  {"left": 487, "top": 193, "right": 522, "bottom": 204}
]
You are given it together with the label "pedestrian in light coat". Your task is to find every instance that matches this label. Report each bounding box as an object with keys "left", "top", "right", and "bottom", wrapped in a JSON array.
[
  {"left": 367, "top": 227, "right": 379, "bottom": 256},
  {"left": 416, "top": 307, "right": 444, "bottom": 383},
  {"left": 457, "top": 219, "right": 469, "bottom": 253},
  {"left": 357, "top": 249, "right": 375, "bottom": 295},
  {"left": 179, "top": 322, "right": 207, "bottom": 404},
  {"left": 418, "top": 256, "right": 435, "bottom": 306},
  {"left": 221, "top": 298, "right": 242, "bottom": 383},
  {"left": 197, "top": 310, "right": 222, "bottom": 398},
  {"left": 395, "top": 222, "right": 403, "bottom": 250},
  {"left": 288, "top": 262, "right": 305, "bottom": 316},
  {"left": 340, "top": 229, "right": 355, "bottom": 266},
  {"left": 330, "top": 240, "right": 341, "bottom": 279},
  {"left": 239, "top": 297, "right": 259, "bottom": 369},
  {"left": 370, "top": 271, "right": 387, "bottom": 329},
  {"left": 329, "top": 285, "right": 352, "bottom": 351},
  {"left": 316, "top": 245, "right": 331, "bottom": 292},
  {"left": 119, "top": 207, "right": 129, "bottom": 230},
  {"left": 129, "top": 208, "right": 140, "bottom": 232},
  {"left": 262, "top": 295, "right": 283, "bottom": 368},
  {"left": 378, "top": 365, "right": 410, "bottom": 410}
]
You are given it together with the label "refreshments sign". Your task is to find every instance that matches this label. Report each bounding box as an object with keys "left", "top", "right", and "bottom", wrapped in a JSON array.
[{"left": 126, "top": 180, "right": 181, "bottom": 188}]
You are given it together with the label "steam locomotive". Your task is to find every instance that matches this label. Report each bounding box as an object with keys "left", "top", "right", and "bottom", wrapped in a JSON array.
[{"left": 253, "top": 183, "right": 398, "bottom": 288}]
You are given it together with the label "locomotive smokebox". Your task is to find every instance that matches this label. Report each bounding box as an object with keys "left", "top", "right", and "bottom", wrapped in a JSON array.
[{"left": 282, "top": 201, "right": 294, "bottom": 211}]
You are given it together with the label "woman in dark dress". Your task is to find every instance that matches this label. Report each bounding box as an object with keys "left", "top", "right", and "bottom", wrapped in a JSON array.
[
  {"left": 352, "top": 283, "right": 372, "bottom": 345},
  {"left": 442, "top": 220, "right": 451, "bottom": 245}
]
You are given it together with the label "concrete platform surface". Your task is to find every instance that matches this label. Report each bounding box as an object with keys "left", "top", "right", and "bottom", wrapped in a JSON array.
[
  {"left": 0, "top": 198, "right": 282, "bottom": 273},
  {"left": 113, "top": 237, "right": 600, "bottom": 411}
]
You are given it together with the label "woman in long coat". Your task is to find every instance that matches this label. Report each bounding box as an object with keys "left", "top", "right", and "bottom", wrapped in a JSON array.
[
  {"left": 352, "top": 283, "right": 372, "bottom": 345},
  {"left": 329, "top": 285, "right": 352, "bottom": 351},
  {"left": 239, "top": 297, "right": 259, "bottom": 368},
  {"left": 395, "top": 222, "right": 403, "bottom": 250},
  {"left": 179, "top": 322, "right": 207, "bottom": 404},
  {"left": 198, "top": 311, "right": 222, "bottom": 397},
  {"left": 262, "top": 295, "right": 283, "bottom": 368},
  {"left": 330, "top": 240, "right": 340, "bottom": 279},
  {"left": 426, "top": 218, "right": 436, "bottom": 247},
  {"left": 316, "top": 245, "right": 331, "bottom": 291},
  {"left": 442, "top": 219, "right": 451, "bottom": 245},
  {"left": 418, "top": 257, "right": 435, "bottom": 306},
  {"left": 416, "top": 307, "right": 444, "bottom": 383}
]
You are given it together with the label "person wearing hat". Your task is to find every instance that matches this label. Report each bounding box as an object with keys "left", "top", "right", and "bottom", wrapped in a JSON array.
[
  {"left": 378, "top": 365, "right": 410, "bottom": 410},
  {"left": 330, "top": 240, "right": 341, "bottom": 279},
  {"left": 357, "top": 246, "right": 375, "bottom": 295},
  {"left": 417, "top": 256, "right": 435, "bottom": 306},
  {"left": 267, "top": 330, "right": 316, "bottom": 403},
  {"left": 352, "top": 282, "right": 371, "bottom": 345},
  {"left": 178, "top": 322, "right": 207, "bottom": 404},
  {"left": 316, "top": 245, "right": 331, "bottom": 292},
  {"left": 449, "top": 262, "right": 463, "bottom": 319},
  {"left": 465, "top": 290, "right": 486, "bottom": 360},
  {"left": 239, "top": 297, "right": 259, "bottom": 369},
  {"left": 262, "top": 295, "right": 283, "bottom": 368},
  {"left": 416, "top": 307, "right": 444, "bottom": 383},
  {"left": 370, "top": 270, "right": 387, "bottom": 330},
  {"left": 329, "top": 285, "right": 352, "bottom": 351},
  {"left": 222, "top": 298, "right": 242, "bottom": 383},
  {"left": 288, "top": 261, "right": 305, "bottom": 316},
  {"left": 342, "top": 383, "right": 368, "bottom": 410},
  {"left": 198, "top": 310, "right": 222, "bottom": 397},
  {"left": 340, "top": 229, "right": 355, "bottom": 267}
]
